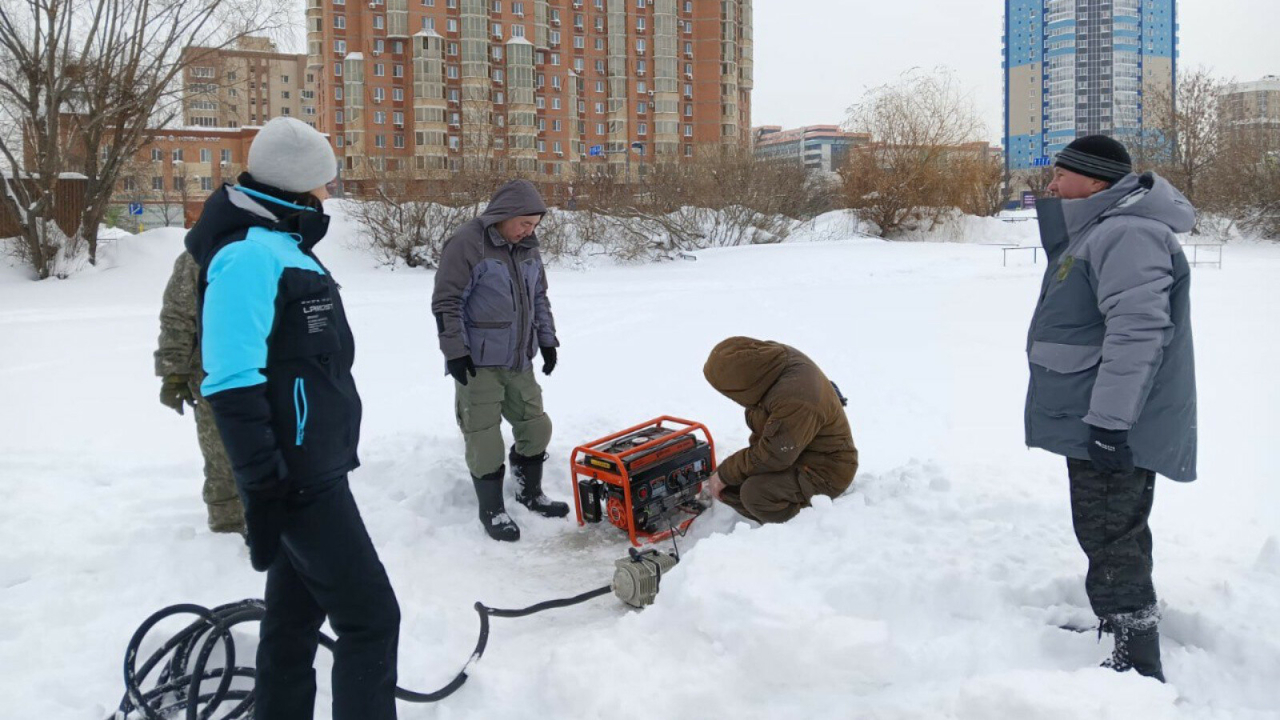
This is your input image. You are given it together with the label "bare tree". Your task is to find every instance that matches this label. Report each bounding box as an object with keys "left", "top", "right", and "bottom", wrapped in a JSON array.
[
  {"left": 838, "top": 68, "right": 992, "bottom": 237},
  {"left": 1141, "top": 67, "right": 1225, "bottom": 212},
  {"left": 0, "top": 0, "right": 290, "bottom": 279}
]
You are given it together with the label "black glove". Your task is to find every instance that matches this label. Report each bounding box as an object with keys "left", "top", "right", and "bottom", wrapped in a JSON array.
[
  {"left": 243, "top": 479, "right": 288, "bottom": 572},
  {"left": 159, "top": 374, "right": 195, "bottom": 415},
  {"left": 540, "top": 346, "right": 557, "bottom": 375},
  {"left": 1088, "top": 426, "right": 1135, "bottom": 475},
  {"left": 447, "top": 355, "right": 476, "bottom": 386}
]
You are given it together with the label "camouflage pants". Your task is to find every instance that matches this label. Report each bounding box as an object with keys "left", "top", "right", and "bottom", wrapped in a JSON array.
[
  {"left": 454, "top": 368, "right": 552, "bottom": 477},
  {"left": 193, "top": 385, "right": 245, "bottom": 532},
  {"left": 1067, "top": 458, "right": 1157, "bottom": 617}
]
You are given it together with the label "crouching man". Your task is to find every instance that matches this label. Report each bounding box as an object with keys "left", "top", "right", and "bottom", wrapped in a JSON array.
[{"left": 703, "top": 337, "right": 858, "bottom": 523}]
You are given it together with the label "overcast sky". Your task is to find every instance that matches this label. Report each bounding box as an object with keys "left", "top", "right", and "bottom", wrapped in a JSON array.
[{"left": 752, "top": 0, "right": 1279, "bottom": 145}]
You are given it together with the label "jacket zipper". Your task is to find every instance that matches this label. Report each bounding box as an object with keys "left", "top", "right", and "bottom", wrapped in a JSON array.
[{"left": 294, "top": 377, "right": 309, "bottom": 446}]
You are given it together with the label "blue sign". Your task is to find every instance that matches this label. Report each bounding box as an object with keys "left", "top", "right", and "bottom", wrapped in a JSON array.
[
  {"left": 1032, "top": 156, "right": 1051, "bottom": 167},
  {"left": 588, "top": 145, "right": 603, "bottom": 157},
  {"left": 128, "top": 202, "right": 144, "bottom": 216}
]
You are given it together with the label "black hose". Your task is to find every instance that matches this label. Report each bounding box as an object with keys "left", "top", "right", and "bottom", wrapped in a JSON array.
[{"left": 113, "top": 586, "right": 612, "bottom": 718}]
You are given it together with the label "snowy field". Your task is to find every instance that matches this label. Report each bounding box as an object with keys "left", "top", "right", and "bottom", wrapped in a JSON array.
[{"left": 1, "top": 210, "right": 1278, "bottom": 719}]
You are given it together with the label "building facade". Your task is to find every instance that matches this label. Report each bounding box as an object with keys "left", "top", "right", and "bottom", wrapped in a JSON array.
[
  {"left": 304, "top": 0, "right": 754, "bottom": 181},
  {"left": 181, "top": 37, "right": 318, "bottom": 129},
  {"left": 1220, "top": 75, "right": 1280, "bottom": 144},
  {"left": 752, "top": 125, "right": 870, "bottom": 174},
  {"left": 1003, "top": 0, "right": 1177, "bottom": 172}
]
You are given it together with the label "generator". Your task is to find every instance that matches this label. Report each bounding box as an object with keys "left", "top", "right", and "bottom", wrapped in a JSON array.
[{"left": 571, "top": 416, "right": 716, "bottom": 546}]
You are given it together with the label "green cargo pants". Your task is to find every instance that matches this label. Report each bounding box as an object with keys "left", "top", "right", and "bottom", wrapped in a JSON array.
[{"left": 455, "top": 368, "right": 552, "bottom": 477}]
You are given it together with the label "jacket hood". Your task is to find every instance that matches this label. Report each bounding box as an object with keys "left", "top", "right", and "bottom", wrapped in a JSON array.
[
  {"left": 478, "top": 179, "right": 547, "bottom": 247},
  {"left": 703, "top": 337, "right": 791, "bottom": 407},
  {"left": 1063, "top": 171, "right": 1197, "bottom": 238},
  {"left": 184, "top": 181, "right": 330, "bottom": 265}
]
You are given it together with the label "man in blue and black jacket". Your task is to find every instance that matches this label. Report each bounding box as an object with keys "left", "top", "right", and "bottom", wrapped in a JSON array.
[{"left": 186, "top": 117, "right": 399, "bottom": 719}]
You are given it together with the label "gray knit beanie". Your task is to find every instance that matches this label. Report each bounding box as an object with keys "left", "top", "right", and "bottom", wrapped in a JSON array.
[{"left": 247, "top": 118, "right": 337, "bottom": 194}]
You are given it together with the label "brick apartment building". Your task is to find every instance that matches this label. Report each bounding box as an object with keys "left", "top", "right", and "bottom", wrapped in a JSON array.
[
  {"left": 180, "top": 37, "right": 319, "bottom": 129},
  {"left": 304, "top": 0, "right": 754, "bottom": 181}
]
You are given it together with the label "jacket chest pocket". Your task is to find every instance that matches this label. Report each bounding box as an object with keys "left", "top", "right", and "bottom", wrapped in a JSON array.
[{"left": 275, "top": 275, "right": 343, "bottom": 362}]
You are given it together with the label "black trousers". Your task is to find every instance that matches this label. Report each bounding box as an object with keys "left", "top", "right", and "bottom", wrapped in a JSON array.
[
  {"left": 255, "top": 476, "right": 400, "bottom": 720},
  {"left": 1067, "top": 458, "right": 1157, "bottom": 618}
]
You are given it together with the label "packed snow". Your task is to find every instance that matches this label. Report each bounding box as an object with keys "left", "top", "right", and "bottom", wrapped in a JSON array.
[{"left": 1, "top": 206, "right": 1278, "bottom": 719}]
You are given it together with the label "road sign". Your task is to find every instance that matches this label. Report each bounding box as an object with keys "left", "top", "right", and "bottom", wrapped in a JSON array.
[
  {"left": 1021, "top": 191, "right": 1037, "bottom": 209},
  {"left": 588, "top": 145, "right": 603, "bottom": 157},
  {"left": 128, "top": 202, "right": 144, "bottom": 216}
]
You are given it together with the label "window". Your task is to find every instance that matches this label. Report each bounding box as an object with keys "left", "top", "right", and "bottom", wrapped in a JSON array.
[
  {"left": 375, "top": 39, "right": 385, "bottom": 53},
  {"left": 594, "top": 102, "right": 604, "bottom": 113},
  {"left": 550, "top": 52, "right": 560, "bottom": 66},
  {"left": 191, "top": 66, "right": 214, "bottom": 78},
  {"left": 375, "top": 111, "right": 386, "bottom": 124},
  {"left": 638, "top": 101, "right": 646, "bottom": 113},
  {"left": 421, "top": 16, "right": 435, "bottom": 30},
  {"left": 550, "top": 30, "right": 561, "bottom": 46},
  {"left": 152, "top": 176, "right": 164, "bottom": 191},
  {"left": 551, "top": 97, "right": 561, "bottom": 110},
  {"left": 637, "top": 81, "right": 646, "bottom": 93},
  {"left": 552, "top": 75, "right": 561, "bottom": 89},
  {"left": 336, "top": 135, "right": 344, "bottom": 148},
  {"left": 495, "top": 90, "right": 505, "bottom": 104},
  {"left": 512, "top": 25, "right": 525, "bottom": 38},
  {"left": 393, "top": 64, "right": 404, "bottom": 78},
  {"left": 200, "top": 149, "right": 212, "bottom": 163},
  {"left": 282, "top": 90, "right": 291, "bottom": 99},
  {"left": 573, "top": 58, "right": 583, "bottom": 71},
  {"left": 374, "top": 87, "right": 385, "bottom": 102},
  {"left": 595, "top": 59, "right": 605, "bottom": 73},
  {"left": 495, "top": 68, "right": 505, "bottom": 83},
  {"left": 638, "top": 122, "right": 647, "bottom": 135},
  {"left": 537, "top": 139, "right": 545, "bottom": 152},
  {"left": 374, "top": 63, "right": 385, "bottom": 76},
  {"left": 375, "top": 134, "right": 386, "bottom": 148},
  {"left": 637, "top": 17, "right": 645, "bottom": 30},
  {"left": 394, "top": 41, "right": 403, "bottom": 54},
  {"left": 595, "top": 80, "right": 604, "bottom": 93},
  {"left": 636, "top": 39, "right": 646, "bottom": 54},
  {"left": 493, "top": 46, "right": 504, "bottom": 60},
  {"left": 374, "top": 15, "right": 384, "bottom": 30},
  {"left": 392, "top": 88, "right": 403, "bottom": 101},
  {"left": 174, "top": 176, "right": 186, "bottom": 191},
  {"left": 448, "top": 19, "right": 458, "bottom": 32},
  {"left": 573, "top": 36, "right": 584, "bottom": 49},
  {"left": 393, "top": 111, "right": 404, "bottom": 126},
  {"left": 335, "top": 87, "right": 344, "bottom": 100},
  {"left": 335, "top": 39, "right": 346, "bottom": 54},
  {"left": 448, "top": 42, "right": 458, "bottom": 55},
  {"left": 513, "top": 1, "right": 524, "bottom": 14},
  {"left": 492, "top": 0, "right": 501, "bottom": 10},
  {"left": 595, "top": 38, "right": 604, "bottom": 50},
  {"left": 684, "top": 124, "right": 692, "bottom": 137},
  {"left": 492, "top": 23, "right": 502, "bottom": 38},
  {"left": 151, "top": 148, "right": 163, "bottom": 162},
  {"left": 334, "top": 63, "right": 343, "bottom": 77},
  {"left": 336, "top": 110, "right": 344, "bottom": 124},
  {"left": 553, "top": 119, "right": 561, "bottom": 131},
  {"left": 200, "top": 177, "right": 213, "bottom": 191},
  {"left": 172, "top": 149, "right": 184, "bottom": 162},
  {"left": 221, "top": 149, "right": 232, "bottom": 164},
  {"left": 281, "top": 75, "right": 290, "bottom": 84},
  {"left": 447, "top": 65, "right": 459, "bottom": 79},
  {"left": 122, "top": 177, "right": 136, "bottom": 192}
]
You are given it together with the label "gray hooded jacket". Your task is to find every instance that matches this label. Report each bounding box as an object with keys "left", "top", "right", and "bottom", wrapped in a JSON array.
[
  {"left": 432, "top": 180, "right": 559, "bottom": 371},
  {"left": 1026, "top": 172, "right": 1198, "bottom": 482}
]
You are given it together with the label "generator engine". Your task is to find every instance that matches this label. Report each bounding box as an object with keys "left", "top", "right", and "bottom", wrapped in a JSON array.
[{"left": 571, "top": 417, "right": 716, "bottom": 546}]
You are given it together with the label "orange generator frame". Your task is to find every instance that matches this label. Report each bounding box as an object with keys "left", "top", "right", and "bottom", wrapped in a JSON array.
[{"left": 571, "top": 416, "right": 717, "bottom": 546}]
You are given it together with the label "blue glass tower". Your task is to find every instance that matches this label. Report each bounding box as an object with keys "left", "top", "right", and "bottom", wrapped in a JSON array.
[{"left": 1003, "top": 0, "right": 1178, "bottom": 173}]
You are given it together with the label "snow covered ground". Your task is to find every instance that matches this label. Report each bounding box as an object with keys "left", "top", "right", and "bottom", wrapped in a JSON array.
[{"left": 1, "top": 209, "right": 1278, "bottom": 719}]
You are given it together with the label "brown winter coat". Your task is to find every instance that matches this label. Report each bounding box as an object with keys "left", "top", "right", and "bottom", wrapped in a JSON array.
[{"left": 704, "top": 337, "right": 858, "bottom": 495}]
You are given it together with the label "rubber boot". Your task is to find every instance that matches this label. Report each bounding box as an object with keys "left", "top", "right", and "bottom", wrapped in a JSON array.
[
  {"left": 510, "top": 448, "right": 569, "bottom": 519},
  {"left": 1101, "top": 616, "right": 1165, "bottom": 682},
  {"left": 472, "top": 466, "right": 520, "bottom": 542}
]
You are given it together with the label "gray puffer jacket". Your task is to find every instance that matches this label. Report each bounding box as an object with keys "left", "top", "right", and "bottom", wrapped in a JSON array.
[
  {"left": 1026, "top": 172, "right": 1198, "bottom": 482},
  {"left": 432, "top": 179, "right": 559, "bottom": 371}
]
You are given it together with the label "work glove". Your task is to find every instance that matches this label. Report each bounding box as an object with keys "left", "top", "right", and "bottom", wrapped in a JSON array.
[
  {"left": 160, "top": 374, "right": 196, "bottom": 415},
  {"left": 243, "top": 478, "right": 288, "bottom": 572},
  {"left": 540, "top": 346, "right": 557, "bottom": 376},
  {"left": 447, "top": 355, "right": 477, "bottom": 386},
  {"left": 1087, "top": 426, "right": 1135, "bottom": 475}
]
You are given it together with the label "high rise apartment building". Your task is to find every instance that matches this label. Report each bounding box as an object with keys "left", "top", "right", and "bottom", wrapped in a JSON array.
[
  {"left": 304, "top": 0, "right": 754, "bottom": 180},
  {"left": 1003, "top": 0, "right": 1177, "bottom": 172},
  {"left": 181, "top": 37, "right": 318, "bottom": 129}
]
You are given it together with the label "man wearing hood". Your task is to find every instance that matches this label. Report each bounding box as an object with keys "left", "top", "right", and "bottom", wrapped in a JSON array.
[
  {"left": 187, "top": 117, "right": 399, "bottom": 719},
  {"left": 432, "top": 180, "right": 565, "bottom": 542},
  {"left": 1027, "top": 135, "right": 1198, "bottom": 684},
  {"left": 703, "top": 337, "right": 858, "bottom": 524}
]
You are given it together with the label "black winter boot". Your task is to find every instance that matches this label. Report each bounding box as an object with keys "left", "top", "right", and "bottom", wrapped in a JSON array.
[
  {"left": 510, "top": 448, "right": 569, "bottom": 519},
  {"left": 472, "top": 466, "right": 520, "bottom": 542},
  {"left": 1101, "top": 614, "right": 1165, "bottom": 682}
]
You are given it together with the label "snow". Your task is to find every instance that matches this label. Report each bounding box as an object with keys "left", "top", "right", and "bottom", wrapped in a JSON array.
[{"left": 1, "top": 207, "right": 1278, "bottom": 719}]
